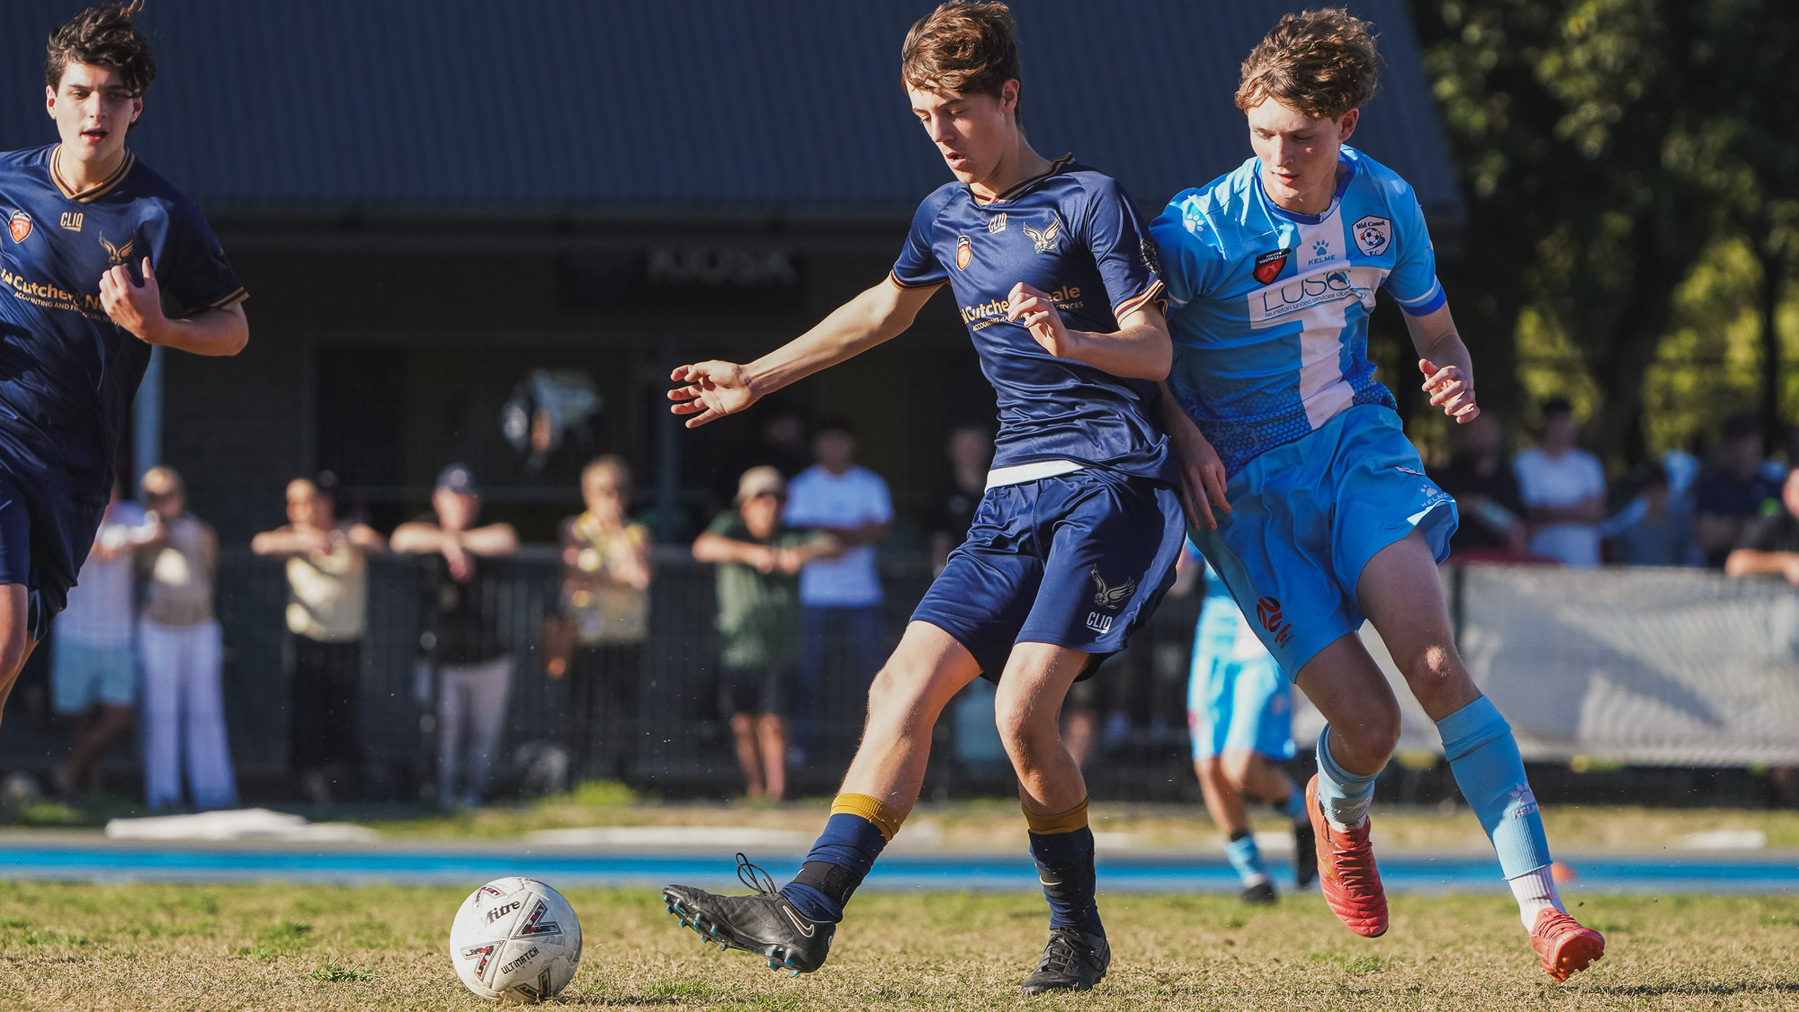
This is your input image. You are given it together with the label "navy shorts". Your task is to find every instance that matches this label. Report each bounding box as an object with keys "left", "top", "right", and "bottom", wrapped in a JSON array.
[
  {"left": 0, "top": 465, "right": 104, "bottom": 642},
  {"left": 912, "top": 468, "right": 1184, "bottom": 683}
]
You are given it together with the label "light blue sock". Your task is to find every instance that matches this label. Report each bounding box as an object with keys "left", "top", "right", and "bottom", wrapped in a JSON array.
[
  {"left": 1224, "top": 830, "right": 1269, "bottom": 886},
  {"left": 1437, "top": 696, "right": 1552, "bottom": 878},
  {"left": 1314, "top": 725, "right": 1379, "bottom": 831}
]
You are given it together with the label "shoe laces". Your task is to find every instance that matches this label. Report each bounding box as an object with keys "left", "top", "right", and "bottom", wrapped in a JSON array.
[
  {"left": 735, "top": 852, "right": 778, "bottom": 896},
  {"left": 1330, "top": 827, "right": 1380, "bottom": 891},
  {"left": 1036, "top": 929, "right": 1089, "bottom": 975}
]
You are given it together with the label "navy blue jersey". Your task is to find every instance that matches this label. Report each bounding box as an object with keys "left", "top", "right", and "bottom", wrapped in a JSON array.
[
  {"left": 890, "top": 156, "right": 1174, "bottom": 485},
  {"left": 0, "top": 144, "right": 245, "bottom": 501}
]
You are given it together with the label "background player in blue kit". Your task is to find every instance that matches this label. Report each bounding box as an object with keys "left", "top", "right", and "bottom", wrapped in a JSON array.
[
  {"left": 1149, "top": 9, "right": 1604, "bottom": 981},
  {"left": 1177, "top": 545, "right": 1314, "bottom": 905},
  {"left": 661, "top": 2, "right": 1211, "bottom": 993},
  {"left": 0, "top": 3, "right": 248, "bottom": 725}
]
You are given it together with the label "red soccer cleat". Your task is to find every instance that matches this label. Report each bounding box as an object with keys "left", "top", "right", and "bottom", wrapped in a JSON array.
[
  {"left": 1530, "top": 908, "right": 1605, "bottom": 982},
  {"left": 1306, "top": 774, "right": 1388, "bottom": 937}
]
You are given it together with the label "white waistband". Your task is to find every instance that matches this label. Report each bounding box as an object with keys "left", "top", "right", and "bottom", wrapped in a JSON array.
[{"left": 985, "top": 459, "right": 1086, "bottom": 491}]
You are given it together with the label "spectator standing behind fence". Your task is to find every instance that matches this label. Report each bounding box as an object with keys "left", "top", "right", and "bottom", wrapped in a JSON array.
[
  {"left": 392, "top": 465, "right": 519, "bottom": 808},
  {"left": 1513, "top": 398, "right": 1606, "bottom": 566},
  {"left": 1434, "top": 411, "right": 1528, "bottom": 559},
  {"left": 250, "top": 474, "right": 384, "bottom": 804},
  {"left": 782, "top": 418, "right": 891, "bottom": 763},
  {"left": 1607, "top": 463, "right": 1699, "bottom": 566},
  {"left": 1722, "top": 466, "right": 1799, "bottom": 805},
  {"left": 925, "top": 425, "right": 993, "bottom": 574},
  {"left": 1695, "top": 413, "right": 1783, "bottom": 567},
  {"left": 136, "top": 467, "right": 237, "bottom": 811},
  {"left": 695, "top": 467, "right": 841, "bottom": 800},
  {"left": 50, "top": 480, "right": 154, "bottom": 802},
  {"left": 554, "top": 456, "right": 651, "bottom": 782}
]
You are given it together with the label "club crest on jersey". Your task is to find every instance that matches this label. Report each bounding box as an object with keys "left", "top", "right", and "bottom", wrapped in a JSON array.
[
  {"left": 955, "top": 234, "right": 973, "bottom": 270},
  {"left": 987, "top": 212, "right": 1007, "bottom": 234},
  {"left": 1353, "top": 215, "right": 1391, "bottom": 257},
  {"left": 1023, "top": 214, "right": 1063, "bottom": 255},
  {"left": 1253, "top": 249, "right": 1289, "bottom": 285},
  {"left": 99, "top": 231, "right": 135, "bottom": 268},
  {"left": 7, "top": 211, "right": 31, "bottom": 244}
]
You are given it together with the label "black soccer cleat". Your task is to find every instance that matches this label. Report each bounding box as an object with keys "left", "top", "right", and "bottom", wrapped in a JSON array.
[
  {"left": 1293, "top": 818, "right": 1319, "bottom": 889},
  {"left": 1239, "top": 879, "right": 1278, "bottom": 905},
  {"left": 662, "top": 853, "right": 835, "bottom": 976},
  {"left": 1020, "top": 927, "right": 1110, "bottom": 994}
]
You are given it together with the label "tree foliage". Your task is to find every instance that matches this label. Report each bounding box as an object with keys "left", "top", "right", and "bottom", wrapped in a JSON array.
[{"left": 1416, "top": 0, "right": 1798, "bottom": 464}]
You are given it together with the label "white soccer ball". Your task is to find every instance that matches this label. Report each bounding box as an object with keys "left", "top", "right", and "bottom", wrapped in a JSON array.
[{"left": 449, "top": 876, "right": 583, "bottom": 1002}]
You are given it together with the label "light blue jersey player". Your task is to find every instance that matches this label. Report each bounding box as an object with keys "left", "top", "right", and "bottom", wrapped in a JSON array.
[
  {"left": 1149, "top": 9, "right": 1604, "bottom": 981},
  {"left": 1180, "top": 546, "right": 1313, "bottom": 903},
  {"left": 662, "top": 2, "right": 1182, "bottom": 993}
]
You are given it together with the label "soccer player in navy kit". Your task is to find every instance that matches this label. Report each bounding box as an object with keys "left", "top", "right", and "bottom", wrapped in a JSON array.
[
  {"left": 1150, "top": 10, "right": 1602, "bottom": 981},
  {"left": 0, "top": 3, "right": 248, "bottom": 725},
  {"left": 662, "top": 2, "right": 1219, "bottom": 993}
]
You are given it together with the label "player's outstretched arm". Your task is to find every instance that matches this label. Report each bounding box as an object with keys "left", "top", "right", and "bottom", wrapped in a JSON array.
[
  {"left": 668, "top": 280, "right": 937, "bottom": 428},
  {"left": 1407, "top": 303, "right": 1478, "bottom": 423},
  {"left": 100, "top": 258, "right": 248, "bottom": 356},
  {"left": 1006, "top": 285, "right": 1171, "bottom": 380}
]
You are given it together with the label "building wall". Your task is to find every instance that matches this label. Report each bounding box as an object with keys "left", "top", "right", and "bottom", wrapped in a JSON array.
[{"left": 161, "top": 226, "right": 991, "bottom": 546}]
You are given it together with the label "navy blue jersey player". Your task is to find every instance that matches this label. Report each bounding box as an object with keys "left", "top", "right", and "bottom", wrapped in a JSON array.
[
  {"left": 0, "top": 4, "right": 248, "bottom": 723},
  {"left": 662, "top": 2, "right": 1219, "bottom": 994}
]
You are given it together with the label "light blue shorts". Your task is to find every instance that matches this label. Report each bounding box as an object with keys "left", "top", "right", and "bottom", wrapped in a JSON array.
[
  {"left": 51, "top": 640, "right": 138, "bottom": 714},
  {"left": 1188, "top": 404, "right": 1457, "bottom": 678},
  {"left": 1187, "top": 592, "right": 1293, "bottom": 760}
]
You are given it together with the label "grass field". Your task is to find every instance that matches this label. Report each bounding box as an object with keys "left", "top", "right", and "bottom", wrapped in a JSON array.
[{"left": 1, "top": 883, "right": 1795, "bottom": 1010}]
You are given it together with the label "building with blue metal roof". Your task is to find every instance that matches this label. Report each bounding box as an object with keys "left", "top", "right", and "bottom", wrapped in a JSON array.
[{"left": 0, "top": 0, "right": 1464, "bottom": 542}]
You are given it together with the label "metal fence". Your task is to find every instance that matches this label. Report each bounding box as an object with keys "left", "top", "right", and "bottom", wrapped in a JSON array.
[
  {"left": 0, "top": 547, "right": 1201, "bottom": 803},
  {"left": 6, "top": 557, "right": 1797, "bottom": 806}
]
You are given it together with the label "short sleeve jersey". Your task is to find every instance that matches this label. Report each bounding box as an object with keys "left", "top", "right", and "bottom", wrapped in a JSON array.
[
  {"left": 1150, "top": 147, "right": 1445, "bottom": 475},
  {"left": 890, "top": 156, "right": 1175, "bottom": 485},
  {"left": 0, "top": 145, "right": 245, "bottom": 502}
]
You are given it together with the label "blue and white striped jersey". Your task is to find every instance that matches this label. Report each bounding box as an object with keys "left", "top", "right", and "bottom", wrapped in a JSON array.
[{"left": 1149, "top": 146, "right": 1444, "bottom": 475}]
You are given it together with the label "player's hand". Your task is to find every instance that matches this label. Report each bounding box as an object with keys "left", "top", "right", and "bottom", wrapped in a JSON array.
[
  {"left": 1164, "top": 409, "right": 1230, "bottom": 531},
  {"left": 1006, "top": 282, "right": 1075, "bottom": 358},
  {"left": 669, "top": 361, "right": 758, "bottom": 428},
  {"left": 1420, "top": 358, "right": 1479, "bottom": 423},
  {"left": 99, "top": 256, "right": 167, "bottom": 344}
]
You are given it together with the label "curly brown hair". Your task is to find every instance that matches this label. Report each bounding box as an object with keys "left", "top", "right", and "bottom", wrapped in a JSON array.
[
  {"left": 901, "top": 1, "right": 1023, "bottom": 120},
  {"left": 46, "top": 2, "right": 156, "bottom": 97},
  {"left": 1235, "top": 8, "right": 1381, "bottom": 121}
]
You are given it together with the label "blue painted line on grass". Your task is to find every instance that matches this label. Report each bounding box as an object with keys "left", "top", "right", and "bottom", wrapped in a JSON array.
[{"left": 0, "top": 844, "right": 1792, "bottom": 893}]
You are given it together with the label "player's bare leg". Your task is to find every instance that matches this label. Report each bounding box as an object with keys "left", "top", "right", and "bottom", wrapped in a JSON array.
[
  {"left": 0, "top": 585, "right": 37, "bottom": 728},
  {"left": 993, "top": 642, "right": 1111, "bottom": 993},
  {"left": 835, "top": 622, "right": 983, "bottom": 816},
  {"left": 1358, "top": 529, "right": 1602, "bottom": 976},
  {"left": 1197, "top": 750, "right": 1312, "bottom": 902}
]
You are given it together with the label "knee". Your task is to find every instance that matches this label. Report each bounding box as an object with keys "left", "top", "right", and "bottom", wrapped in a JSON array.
[
  {"left": 992, "top": 693, "right": 1055, "bottom": 753},
  {"left": 1399, "top": 643, "right": 1468, "bottom": 704},
  {"left": 1219, "top": 752, "right": 1256, "bottom": 792},
  {"left": 865, "top": 665, "right": 939, "bottom": 731},
  {"left": 1330, "top": 699, "right": 1402, "bottom": 765}
]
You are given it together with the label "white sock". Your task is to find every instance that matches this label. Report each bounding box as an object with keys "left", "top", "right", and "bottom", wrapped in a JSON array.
[{"left": 1507, "top": 866, "right": 1564, "bottom": 931}]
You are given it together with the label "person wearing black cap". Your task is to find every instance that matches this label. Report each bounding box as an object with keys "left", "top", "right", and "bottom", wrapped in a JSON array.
[
  {"left": 392, "top": 465, "right": 519, "bottom": 807},
  {"left": 251, "top": 472, "right": 386, "bottom": 803}
]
